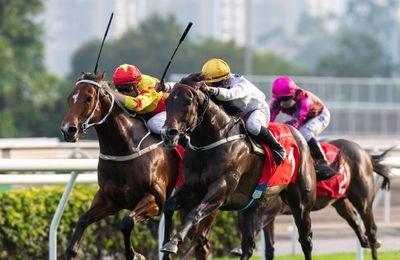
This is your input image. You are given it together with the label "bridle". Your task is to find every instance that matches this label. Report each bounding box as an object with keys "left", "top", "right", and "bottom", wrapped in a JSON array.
[
  {"left": 75, "top": 79, "right": 115, "bottom": 133},
  {"left": 170, "top": 84, "right": 246, "bottom": 152},
  {"left": 74, "top": 79, "right": 158, "bottom": 156},
  {"left": 172, "top": 84, "right": 210, "bottom": 136}
]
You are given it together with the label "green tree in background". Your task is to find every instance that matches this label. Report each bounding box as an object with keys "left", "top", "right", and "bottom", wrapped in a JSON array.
[
  {"left": 0, "top": 0, "right": 66, "bottom": 137},
  {"left": 71, "top": 15, "right": 307, "bottom": 81},
  {"left": 315, "top": 30, "right": 390, "bottom": 77}
]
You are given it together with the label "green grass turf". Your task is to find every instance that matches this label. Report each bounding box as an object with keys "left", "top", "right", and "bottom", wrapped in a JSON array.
[{"left": 213, "top": 251, "right": 400, "bottom": 260}]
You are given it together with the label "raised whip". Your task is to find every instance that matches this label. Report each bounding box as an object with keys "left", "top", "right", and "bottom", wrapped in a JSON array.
[
  {"left": 160, "top": 22, "right": 193, "bottom": 82},
  {"left": 94, "top": 13, "right": 114, "bottom": 74}
]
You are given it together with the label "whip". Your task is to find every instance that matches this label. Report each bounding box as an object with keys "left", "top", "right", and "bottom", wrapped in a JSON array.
[
  {"left": 94, "top": 13, "right": 114, "bottom": 74},
  {"left": 160, "top": 22, "right": 193, "bottom": 82}
]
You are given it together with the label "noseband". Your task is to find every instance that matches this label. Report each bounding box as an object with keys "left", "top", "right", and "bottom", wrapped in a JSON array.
[{"left": 75, "top": 79, "right": 115, "bottom": 133}]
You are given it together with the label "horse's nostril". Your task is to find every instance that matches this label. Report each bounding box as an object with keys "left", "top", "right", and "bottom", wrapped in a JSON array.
[
  {"left": 167, "top": 129, "right": 179, "bottom": 137},
  {"left": 67, "top": 126, "right": 78, "bottom": 135}
]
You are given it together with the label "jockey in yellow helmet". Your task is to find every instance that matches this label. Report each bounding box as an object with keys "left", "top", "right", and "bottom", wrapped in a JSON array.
[{"left": 201, "top": 58, "right": 286, "bottom": 165}]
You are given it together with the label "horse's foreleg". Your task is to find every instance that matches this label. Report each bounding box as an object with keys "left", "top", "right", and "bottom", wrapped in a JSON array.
[
  {"left": 284, "top": 185, "right": 314, "bottom": 260},
  {"left": 181, "top": 210, "right": 218, "bottom": 260},
  {"left": 66, "top": 192, "right": 117, "bottom": 260},
  {"left": 161, "top": 176, "right": 234, "bottom": 254},
  {"left": 263, "top": 216, "right": 276, "bottom": 260},
  {"left": 237, "top": 210, "right": 257, "bottom": 260},
  {"left": 332, "top": 198, "right": 369, "bottom": 248},
  {"left": 121, "top": 193, "right": 160, "bottom": 260},
  {"left": 162, "top": 186, "right": 188, "bottom": 260},
  {"left": 351, "top": 198, "right": 379, "bottom": 260}
]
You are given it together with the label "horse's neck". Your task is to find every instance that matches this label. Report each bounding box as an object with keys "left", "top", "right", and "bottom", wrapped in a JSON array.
[
  {"left": 190, "top": 94, "right": 237, "bottom": 145},
  {"left": 95, "top": 95, "right": 148, "bottom": 155}
]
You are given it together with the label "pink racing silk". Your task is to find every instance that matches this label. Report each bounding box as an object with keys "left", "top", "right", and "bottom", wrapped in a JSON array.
[{"left": 270, "top": 89, "right": 325, "bottom": 128}]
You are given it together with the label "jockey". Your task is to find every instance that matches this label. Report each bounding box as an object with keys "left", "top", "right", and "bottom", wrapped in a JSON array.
[
  {"left": 106, "top": 64, "right": 169, "bottom": 135},
  {"left": 202, "top": 58, "right": 287, "bottom": 165},
  {"left": 270, "top": 76, "right": 335, "bottom": 180}
]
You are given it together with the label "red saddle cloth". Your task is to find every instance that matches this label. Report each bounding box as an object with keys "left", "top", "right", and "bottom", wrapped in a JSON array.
[
  {"left": 174, "top": 144, "right": 185, "bottom": 188},
  {"left": 259, "top": 123, "right": 300, "bottom": 187},
  {"left": 316, "top": 142, "right": 349, "bottom": 198}
]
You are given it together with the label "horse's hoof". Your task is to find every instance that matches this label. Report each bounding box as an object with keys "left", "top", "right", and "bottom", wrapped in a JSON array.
[
  {"left": 230, "top": 247, "right": 243, "bottom": 256},
  {"left": 160, "top": 241, "right": 178, "bottom": 254},
  {"left": 360, "top": 236, "right": 369, "bottom": 248},
  {"left": 375, "top": 240, "right": 382, "bottom": 248},
  {"left": 133, "top": 252, "right": 146, "bottom": 260}
]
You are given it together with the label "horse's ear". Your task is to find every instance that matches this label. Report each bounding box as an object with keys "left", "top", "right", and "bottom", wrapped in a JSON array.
[
  {"left": 77, "top": 72, "right": 85, "bottom": 80},
  {"left": 95, "top": 71, "right": 105, "bottom": 82},
  {"left": 199, "top": 82, "right": 209, "bottom": 92},
  {"left": 179, "top": 72, "right": 207, "bottom": 85}
]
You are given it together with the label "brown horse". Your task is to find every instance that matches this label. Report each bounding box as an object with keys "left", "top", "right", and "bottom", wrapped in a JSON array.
[
  {"left": 60, "top": 72, "right": 214, "bottom": 260},
  {"left": 160, "top": 77, "right": 317, "bottom": 260},
  {"left": 232, "top": 140, "right": 392, "bottom": 260}
]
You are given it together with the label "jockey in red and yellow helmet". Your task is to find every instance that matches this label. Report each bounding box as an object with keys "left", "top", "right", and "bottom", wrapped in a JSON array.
[{"left": 106, "top": 64, "right": 171, "bottom": 134}]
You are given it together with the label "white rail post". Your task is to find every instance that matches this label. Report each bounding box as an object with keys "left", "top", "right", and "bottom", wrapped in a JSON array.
[
  {"left": 384, "top": 189, "right": 391, "bottom": 223},
  {"left": 291, "top": 220, "right": 297, "bottom": 255},
  {"left": 356, "top": 214, "right": 363, "bottom": 260},
  {"left": 158, "top": 214, "right": 165, "bottom": 260},
  {"left": 260, "top": 228, "right": 266, "bottom": 260},
  {"left": 49, "top": 171, "right": 78, "bottom": 260}
]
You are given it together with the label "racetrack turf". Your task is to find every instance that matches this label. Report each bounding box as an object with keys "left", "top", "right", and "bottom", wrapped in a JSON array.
[{"left": 213, "top": 251, "right": 400, "bottom": 260}]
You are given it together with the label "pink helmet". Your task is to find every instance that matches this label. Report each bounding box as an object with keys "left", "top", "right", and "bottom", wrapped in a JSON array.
[{"left": 272, "top": 77, "right": 298, "bottom": 97}]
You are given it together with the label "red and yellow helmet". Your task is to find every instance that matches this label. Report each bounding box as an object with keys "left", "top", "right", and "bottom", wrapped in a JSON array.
[{"left": 112, "top": 64, "right": 142, "bottom": 86}]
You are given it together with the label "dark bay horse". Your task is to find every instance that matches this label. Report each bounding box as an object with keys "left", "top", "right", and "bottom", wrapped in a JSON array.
[
  {"left": 242, "top": 140, "right": 391, "bottom": 260},
  {"left": 160, "top": 79, "right": 317, "bottom": 260},
  {"left": 60, "top": 72, "right": 214, "bottom": 260}
]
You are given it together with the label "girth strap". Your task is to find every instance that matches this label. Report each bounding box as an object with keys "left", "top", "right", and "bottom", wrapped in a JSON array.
[
  {"left": 188, "top": 134, "right": 247, "bottom": 151},
  {"left": 99, "top": 141, "right": 163, "bottom": 161}
]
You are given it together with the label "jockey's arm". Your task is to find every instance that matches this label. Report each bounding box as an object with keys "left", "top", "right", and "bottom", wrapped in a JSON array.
[
  {"left": 155, "top": 82, "right": 176, "bottom": 92},
  {"left": 209, "top": 84, "right": 247, "bottom": 101},
  {"left": 285, "top": 96, "right": 310, "bottom": 128},
  {"left": 269, "top": 97, "right": 281, "bottom": 122},
  {"left": 124, "top": 87, "right": 158, "bottom": 112}
]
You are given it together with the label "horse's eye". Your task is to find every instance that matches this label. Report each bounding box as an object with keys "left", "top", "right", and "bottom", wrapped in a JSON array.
[{"left": 85, "top": 97, "right": 92, "bottom": 103}]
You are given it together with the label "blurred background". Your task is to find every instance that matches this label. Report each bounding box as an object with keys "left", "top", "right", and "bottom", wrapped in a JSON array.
[
  {"left": 1, "top": 0, "right": 399, "bottom": 137},
  {"left": 0, "top": 0, "right": 399, "bottom": 259}
]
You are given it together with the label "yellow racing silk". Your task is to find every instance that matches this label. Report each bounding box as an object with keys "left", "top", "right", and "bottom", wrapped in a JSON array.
[{"left": 124, "top": 74, "right": 166, "bottom": 114}]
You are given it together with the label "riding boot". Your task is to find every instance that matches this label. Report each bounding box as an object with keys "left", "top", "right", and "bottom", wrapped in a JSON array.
[
  {"left": 307, "top": 137, "right": 336, "bottom": 181},
  {"left": 256, "top": 127, "right": 286, "bottom": 165}
]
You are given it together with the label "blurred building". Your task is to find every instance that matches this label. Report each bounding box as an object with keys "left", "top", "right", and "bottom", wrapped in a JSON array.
[
  {"left": 43, "top": 0, "right": 399, "bottom": 76},
  {"left": 43, "top": 0, "right": 310, "bottom": 75}
]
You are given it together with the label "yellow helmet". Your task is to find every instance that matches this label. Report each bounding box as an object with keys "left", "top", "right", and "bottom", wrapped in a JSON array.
[{"left": 201, "top": 58, "right": 231, "bottom": 83}]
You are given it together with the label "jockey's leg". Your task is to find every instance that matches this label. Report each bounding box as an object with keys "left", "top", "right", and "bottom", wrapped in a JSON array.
[
  {"left": 299, "top": 107, "right": 335, "bottom": 181},
  {"left": 246, "top": 109, "right": 286, "bottom": 165},
  {"left": 148, "top": 111, "right": 166, "bottom": 135}
]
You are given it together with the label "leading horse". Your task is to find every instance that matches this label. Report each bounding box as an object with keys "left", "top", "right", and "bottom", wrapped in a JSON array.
[
  {"left": 160, "top": 76, "right": 317, "bottom": 260},
  {"left": 60, "top": 72, "right": 214, "bottom": 259}
]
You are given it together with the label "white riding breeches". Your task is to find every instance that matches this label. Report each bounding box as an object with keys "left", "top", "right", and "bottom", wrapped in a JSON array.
[
  {"left": 147, "top": 111, "right": 166, "bottom": 135},
  {"left": 299, "top": 107, "right": 330, "bottom": 141},
  {"left": 246, "top": 108, "right": 270, "bottom": 135}
]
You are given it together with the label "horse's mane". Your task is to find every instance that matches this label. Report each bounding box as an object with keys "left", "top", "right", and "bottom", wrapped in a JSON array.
[
  {"left": 77, "top": 72, "right": 98, "bottom": 81},
  {"left": 178, "top": 73, "right": 240, "bottom": 117},
  {"left": 179, "top": 73, "right": 206, "bottom": 88}
]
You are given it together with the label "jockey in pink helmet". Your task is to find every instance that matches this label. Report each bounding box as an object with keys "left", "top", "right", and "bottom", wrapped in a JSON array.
[{"left": 269, "top": 76, "right": 335, "bottom": 181}]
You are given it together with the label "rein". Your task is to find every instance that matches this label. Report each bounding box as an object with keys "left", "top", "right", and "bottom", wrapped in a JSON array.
[
  {"left": 75, "top": 79, "right": 163, "bottom": 161},
  {"left": 173, "top": 85, "right": 246, "bottom": 151},
  {"left": 76, "top": 80, "right": 115, "bottom": 133},
  {"left": 173, "top": 84, "right": 210, "bottom": 135}
]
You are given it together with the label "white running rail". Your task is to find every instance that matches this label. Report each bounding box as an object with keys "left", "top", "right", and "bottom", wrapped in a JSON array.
[{"left": 0, "top": 158, "right": 399, "bottom": 260}]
